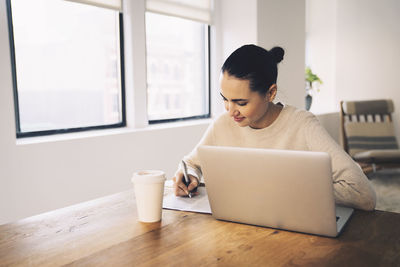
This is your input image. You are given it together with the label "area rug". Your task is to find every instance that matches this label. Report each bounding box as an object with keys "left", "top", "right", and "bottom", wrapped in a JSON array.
[{"left": 367, "top": 168, "right": 400, "bottom": 213}]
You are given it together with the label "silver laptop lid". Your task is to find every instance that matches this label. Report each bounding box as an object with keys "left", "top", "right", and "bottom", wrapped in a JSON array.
[{"left": 198, "top": 145, "right": 338, "bottom": 237}]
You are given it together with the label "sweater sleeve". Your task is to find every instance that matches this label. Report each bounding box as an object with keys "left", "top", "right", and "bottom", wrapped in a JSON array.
[
  {"left": 174, "top": 119, "right": 217, "bottom": 182},
  {"left": 305, "top": 115, "right": 376, "bottom": 211}
]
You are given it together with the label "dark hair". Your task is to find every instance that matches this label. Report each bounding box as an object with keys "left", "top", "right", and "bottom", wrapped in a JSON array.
[{"left": 221, "top": 44, "right": 285, "bottom": 95}]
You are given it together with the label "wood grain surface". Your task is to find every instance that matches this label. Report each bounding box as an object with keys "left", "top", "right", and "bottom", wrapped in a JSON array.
[{"left": 1, "top": 190, "right": 399, "bottom": 267}]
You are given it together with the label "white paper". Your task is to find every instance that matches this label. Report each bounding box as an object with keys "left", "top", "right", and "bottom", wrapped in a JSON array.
[{"left": 163, "top": 186, "right": 211, "bottom": 214}]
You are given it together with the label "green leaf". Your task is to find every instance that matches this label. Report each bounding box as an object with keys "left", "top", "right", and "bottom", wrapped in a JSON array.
[{"left": 305, "top": 66, "right": 323, "bottom": 85}]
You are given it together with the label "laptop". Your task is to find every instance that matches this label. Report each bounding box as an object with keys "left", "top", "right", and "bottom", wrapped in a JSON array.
[{"left": 197, "top": 145, "right": 354, "bottom": 237}]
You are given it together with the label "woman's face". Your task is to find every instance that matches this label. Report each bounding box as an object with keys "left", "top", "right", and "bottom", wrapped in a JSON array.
[{"left": 220, "top": 72, "right": 274, "bottom": 129}]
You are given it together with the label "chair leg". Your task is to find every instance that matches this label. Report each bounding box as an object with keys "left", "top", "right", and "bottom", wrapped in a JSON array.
[
  {"left": 356, "top": 161, "right": 373, "bottom": 174},
  {"left": 356, "top": 162, "right": 375, "bottom": 175},
  {"left": 361, "top": 165, "right": 374, "bottom": 175},
  {"left": 356, "top": 161, "right": 383, "bottom": 175}
]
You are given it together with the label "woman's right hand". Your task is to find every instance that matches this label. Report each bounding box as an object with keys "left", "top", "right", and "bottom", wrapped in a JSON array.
[{"left": 173, "top": 171, "right": 199, "bottom": 197}]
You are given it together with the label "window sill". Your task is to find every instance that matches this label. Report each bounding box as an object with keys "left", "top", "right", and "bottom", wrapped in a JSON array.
[{"left": 16, "top": 118, "right": 213, "bottom": 146}]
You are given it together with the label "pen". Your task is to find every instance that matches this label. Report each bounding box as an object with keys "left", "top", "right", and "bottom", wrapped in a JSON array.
[{"left": 181, "top": 160, "right": 192, "bottom": 198}]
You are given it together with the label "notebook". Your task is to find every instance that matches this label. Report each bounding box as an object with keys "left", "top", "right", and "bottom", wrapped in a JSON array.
[{"left": 197, "top": 145, "right": 354, "bottom": 237}]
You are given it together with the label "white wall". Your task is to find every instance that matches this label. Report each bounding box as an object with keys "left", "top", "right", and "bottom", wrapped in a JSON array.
[
  {"left": 219, "top": 0, "right": 258, "bottom": 59},
  {"left": 336, "top": 0, "right": 400, "bottom": 140},
  {"left": 307, "top": 0, "right": 400, "bottom": 141},
  {"left": 306, "top": 0, "right": 337, "bottom": 114},
  {"left": 257, "top": 0, "right": 306, "bottom": 109}
]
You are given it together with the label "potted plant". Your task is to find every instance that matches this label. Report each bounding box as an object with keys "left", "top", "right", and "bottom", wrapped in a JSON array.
[{"left": 305, "top": 67, "right": 323, "bottom": 111}]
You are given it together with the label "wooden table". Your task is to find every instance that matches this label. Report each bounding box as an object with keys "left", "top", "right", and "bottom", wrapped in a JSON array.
[{"left": 1, "top": 190, "right": 399, "bottom": 267}]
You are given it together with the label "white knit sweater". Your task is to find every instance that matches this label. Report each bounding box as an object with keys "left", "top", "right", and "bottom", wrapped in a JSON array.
[{"left": 180, "top": 105, "right": 376, "bottom": 211}]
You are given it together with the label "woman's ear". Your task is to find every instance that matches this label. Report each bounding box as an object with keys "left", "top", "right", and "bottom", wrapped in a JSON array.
[{"left": 267, "top": 84, "right": 277, "bottom": 102}]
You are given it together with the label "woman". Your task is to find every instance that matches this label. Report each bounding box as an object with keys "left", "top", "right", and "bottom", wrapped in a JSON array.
[{"left": 173, "top": 44, "right": 376, "bottom": 211}]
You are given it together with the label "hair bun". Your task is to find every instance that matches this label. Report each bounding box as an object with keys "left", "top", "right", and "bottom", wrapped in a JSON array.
[{"left": 269, "top": 46, "right": 285, "bottom": 63}]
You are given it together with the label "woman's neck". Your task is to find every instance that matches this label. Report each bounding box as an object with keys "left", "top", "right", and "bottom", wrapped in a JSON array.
[{"left": 250, "top": 102, "right": 283, "bottom": 129}]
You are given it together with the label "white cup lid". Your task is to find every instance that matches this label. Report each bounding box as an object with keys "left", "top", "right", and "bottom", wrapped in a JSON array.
[{"left": 131, "top": 170, "right": 166, "bottom": 184}]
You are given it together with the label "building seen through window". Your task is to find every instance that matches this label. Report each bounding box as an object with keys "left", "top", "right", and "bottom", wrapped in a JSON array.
[
  {"left": 146, "top": 12, "right": 210, "bottom": 122},
  {"left": 8, "top": 0, "right": 124, "bottom": 137}
]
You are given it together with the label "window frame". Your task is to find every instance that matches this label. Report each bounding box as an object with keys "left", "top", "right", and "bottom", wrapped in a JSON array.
[
  {"left": 147, "top": 22, "right": 211, "bottom": 125},
  {"left": 6, "top": 0, "right": 127, "bottom": 138}
]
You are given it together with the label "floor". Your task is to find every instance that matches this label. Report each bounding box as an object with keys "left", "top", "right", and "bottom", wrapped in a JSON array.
[{"left": 368, "top": 168, "right": 400, "bottom": 213}]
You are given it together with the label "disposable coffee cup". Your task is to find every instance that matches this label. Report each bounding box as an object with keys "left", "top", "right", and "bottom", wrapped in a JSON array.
[{"left": 131, "top": 170, "right": 166, "bottom": 223}]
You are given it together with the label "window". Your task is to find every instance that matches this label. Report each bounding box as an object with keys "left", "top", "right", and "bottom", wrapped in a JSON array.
[
  {"left": 7, "top": 0, "right": 125, "bottom": 137},
  {"left": 145, "top": 3, "right": 211, "bottom": 123}
]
